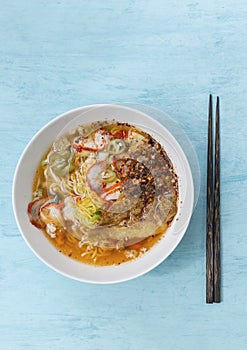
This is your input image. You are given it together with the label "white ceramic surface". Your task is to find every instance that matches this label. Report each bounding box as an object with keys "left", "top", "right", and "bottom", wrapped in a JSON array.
[{"left": 12, "top": 104, "right": 194, "bottom": 284}]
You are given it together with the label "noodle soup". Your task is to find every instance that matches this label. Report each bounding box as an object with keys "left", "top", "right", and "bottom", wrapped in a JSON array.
[{"left": 28, "top": 121, "right": 178, "bottom": 266}]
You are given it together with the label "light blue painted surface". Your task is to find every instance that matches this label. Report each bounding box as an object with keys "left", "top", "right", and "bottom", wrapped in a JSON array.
[{"left": 0, "top": 1, "right": 246, "bottom": 349}]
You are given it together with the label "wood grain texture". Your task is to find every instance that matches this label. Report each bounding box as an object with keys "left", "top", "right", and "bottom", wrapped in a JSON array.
[
  {"left": 1, "top": 0, "right": 247, "bottom": 349},
  {"left": 206, "top": 94, "right": 214, "bottom": 303},
  {"left": 214, "top": 96, "right": 221, "bottom": 303}
]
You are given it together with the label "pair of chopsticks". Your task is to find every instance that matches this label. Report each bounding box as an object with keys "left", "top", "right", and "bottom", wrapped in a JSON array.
[{"left": 206, "top": 94, "right": 221, "bottom": 303}]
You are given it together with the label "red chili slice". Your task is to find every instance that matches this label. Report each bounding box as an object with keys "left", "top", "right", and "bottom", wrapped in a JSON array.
[
  {"left": 103, "top": 181, "right": 124, "bottom": 195},
  {"left": 73, "top": 144, "right": 83, "bottom": 152},
  {"left": 81, "top": 146, "right": 100, "bottom": 151},
  {"left": 112, "top": 129, "right": 128, "bottom": 139},
  {"left": 72, "top": 143, "right": 100, "bottom": 152}
]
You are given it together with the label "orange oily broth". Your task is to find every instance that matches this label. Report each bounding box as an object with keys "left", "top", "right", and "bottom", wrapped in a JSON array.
[
  {"left": 31, "top": 123, "right": 178, "bottom": 266},
  {"left": 42, "top": 220, "right": 168, "bottom": 266}
]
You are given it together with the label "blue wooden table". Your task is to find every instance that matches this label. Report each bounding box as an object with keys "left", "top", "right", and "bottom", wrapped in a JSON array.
[{"left": 1, "top": 1, "right": 246, "bottom": 349}]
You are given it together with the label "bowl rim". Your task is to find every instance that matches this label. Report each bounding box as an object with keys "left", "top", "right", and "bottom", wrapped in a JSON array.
[{"left": 12, "top": 104, "right": 194, "bottom": 284}]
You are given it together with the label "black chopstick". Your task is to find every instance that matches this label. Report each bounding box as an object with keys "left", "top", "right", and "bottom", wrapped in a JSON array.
[
  {"left": 206, "top": 95, "right": 221, "bottom": 304},
  {"left": 206, "top": 94, "right": 214, "bottom": 303},
  {"left": 213, "top": 97, "right": 221, "bottom": 302}
]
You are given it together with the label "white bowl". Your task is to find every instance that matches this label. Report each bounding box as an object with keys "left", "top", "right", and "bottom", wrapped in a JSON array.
[{"left": 12, "top": 104, "right": 194, "bottom": 284}]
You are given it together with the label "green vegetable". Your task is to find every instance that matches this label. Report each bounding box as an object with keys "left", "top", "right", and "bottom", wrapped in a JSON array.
[
  {"left": 90, "top": 210, "right": 102, "bottom": 222},
  {"left": 41, "top": 159, "right": 48, "bottom": 166},
  {"left": 59, "top": 149, "right": 71, "bottom": 160},
  {"left": 107, "top": 139, "right": 126, "bottom": 154},
  {"left": 38, "top": 188, "right": 43, "bottom": 197}
]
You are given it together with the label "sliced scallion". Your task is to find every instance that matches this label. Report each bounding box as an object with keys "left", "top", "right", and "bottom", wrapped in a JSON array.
[
  {"left": 37, "top": 188, "right": 43, "bottom": 197},
  {"left": 41, "top": 159, "right": 48, "bottom": 166},
  {"left": 99, "top": 169, "right": 116, "bottom": 183},
  {"left": 107, "top": 139, "right": 126, "bottom": 154}
]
